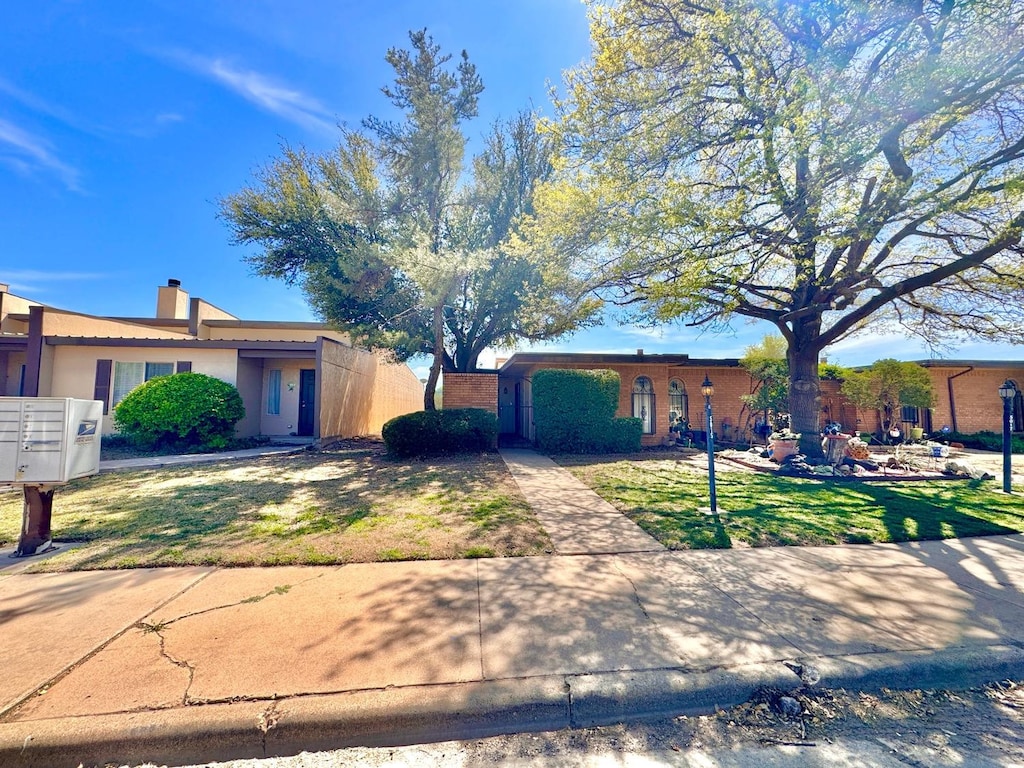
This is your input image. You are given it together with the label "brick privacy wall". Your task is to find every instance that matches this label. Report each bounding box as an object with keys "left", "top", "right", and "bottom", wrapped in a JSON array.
[{"left": 443, "top": 372, "right": 498, "bottom": 414}]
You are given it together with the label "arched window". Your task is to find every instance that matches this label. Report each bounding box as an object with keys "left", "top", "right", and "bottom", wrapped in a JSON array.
[
  {"left": 632, "top": 376, "right": 655, "bottom": 434},
  {"left": 668, "top": 379, "right": 688, "bottom": 428}
]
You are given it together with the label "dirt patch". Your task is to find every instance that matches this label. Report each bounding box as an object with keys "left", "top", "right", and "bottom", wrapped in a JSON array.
[{"left": 677, "top": 680, "right": 1024, "bottom": 757}]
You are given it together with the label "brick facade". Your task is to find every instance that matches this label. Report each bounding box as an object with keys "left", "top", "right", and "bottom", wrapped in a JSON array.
[
  {"left": 441, "top": 355, "right": 1024, "bottom": 447},
  {"left": 443, "top": 372, "right": 498, "bottom": 414}
]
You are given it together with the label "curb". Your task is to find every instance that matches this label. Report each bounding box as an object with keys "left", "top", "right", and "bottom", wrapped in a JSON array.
[{"left": 2, "top": 644, "right": 1021, "bottom": 767}]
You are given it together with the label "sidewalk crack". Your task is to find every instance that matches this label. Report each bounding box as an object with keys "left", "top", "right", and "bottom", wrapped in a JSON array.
[
  {"left": 138, "top": 572, "right": 324, "bottom": 631},
  {"left": 475, "top": 559, "right": 485, "bottom": 680},
  {"left": 613, "top": 560, "right": 652, "bottom": 622},
  {"left": 138, "top": 622, "right": 196, "bottom": 705}
]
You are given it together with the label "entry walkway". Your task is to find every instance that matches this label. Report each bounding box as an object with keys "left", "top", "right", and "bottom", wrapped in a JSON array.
[{"left": 499, "top": 449, "right": 664, "bottom": 555}]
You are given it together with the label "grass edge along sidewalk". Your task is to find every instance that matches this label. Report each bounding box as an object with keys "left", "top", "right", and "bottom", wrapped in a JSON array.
[
  {"left": 0, "top": 449, "right": 551, "bottom": 571},
  {"left": 561, "top": 455, "right": 1024, "bottom": 550}
]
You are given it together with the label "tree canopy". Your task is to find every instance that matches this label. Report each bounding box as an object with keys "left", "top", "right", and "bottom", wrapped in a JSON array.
[
  {"left": 526, "top": 0, "right": 1024, "bottom": 454},
  {"left": 221, "top": 30, "right": 599, "bottom": 408}
]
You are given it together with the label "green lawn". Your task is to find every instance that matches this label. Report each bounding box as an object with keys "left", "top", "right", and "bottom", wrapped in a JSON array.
[
  {"left": 562, "top": 457, "right": 1024, "bottom": 549},
  {"left": 0, "top": 448, "right": 550, "bottom": 571}
]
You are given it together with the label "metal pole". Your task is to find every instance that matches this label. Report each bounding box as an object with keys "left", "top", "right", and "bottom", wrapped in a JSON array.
[
  {"left": 706, "top": 394, "right": 717, "bottom": 512},
  {"left": 1004, "top": 393, "right": 1013, "bottom": 494}
]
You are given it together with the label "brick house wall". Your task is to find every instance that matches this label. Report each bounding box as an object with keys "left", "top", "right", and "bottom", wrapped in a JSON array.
[
  {"left": 928, "top": 365, "right": 1020, "bottom": 434},
  {"left": 442, "top": 372, "right": 498, "bottom": 414},
  {"left": 514, "top": 361, "right": 758, "bottom": 446},
  {"left": 441, "top": 356, "right": 1024, "bottom": 446}
]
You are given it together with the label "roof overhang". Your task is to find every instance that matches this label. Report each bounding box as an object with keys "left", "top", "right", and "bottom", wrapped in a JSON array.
[
  {"left": 497, "top": 352, "right": 741, "bottom": 378},
  {"left": 45, "top": 337, "right": 318, "bottom": 357}
]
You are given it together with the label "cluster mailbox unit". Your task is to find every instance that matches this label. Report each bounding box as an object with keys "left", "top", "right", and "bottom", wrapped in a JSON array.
[{"left": 0, "top": 398, "right": 103, "bottom": 557}]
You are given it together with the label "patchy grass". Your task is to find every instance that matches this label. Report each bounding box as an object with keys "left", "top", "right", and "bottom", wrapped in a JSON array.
[
  {"left": 560, "top": 456, "right": 1024, "bottom": 549},
  {"left": 0, "top": 447, "right": 550, "bottom": 571}
]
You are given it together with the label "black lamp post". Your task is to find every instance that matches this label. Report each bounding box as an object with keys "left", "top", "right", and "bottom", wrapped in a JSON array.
[
  {"left": 701, "top": 375, "right": 717, "bottom": 513},
  {"left": 999, "top": 380, "right": 1017, "bottom": 494}
]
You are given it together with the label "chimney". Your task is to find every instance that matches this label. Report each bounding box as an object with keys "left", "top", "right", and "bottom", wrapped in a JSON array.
[{"left": 156, "top": 278, "right": 189, "bottom": 319}]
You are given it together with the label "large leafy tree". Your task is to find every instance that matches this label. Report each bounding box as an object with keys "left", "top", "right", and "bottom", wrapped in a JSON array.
[
  {"left": 221, "top": 30, "right": 598, "bottom": 409},
  {"left": 526, "top": 0, "right": 1024, "bottom": 456}
]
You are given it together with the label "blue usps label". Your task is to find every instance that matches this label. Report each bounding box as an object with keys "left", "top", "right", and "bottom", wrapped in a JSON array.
[{"left": 77, "top": 420, "right": 98, "bottom": 437}]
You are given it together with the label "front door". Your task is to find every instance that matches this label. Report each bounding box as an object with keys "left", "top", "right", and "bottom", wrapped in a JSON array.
[
  {"left": 498, "top": 379, "right": 516, "bottom": 435},
  {"left": 298, "top": 369, "right": 316, "bottom": 436}
]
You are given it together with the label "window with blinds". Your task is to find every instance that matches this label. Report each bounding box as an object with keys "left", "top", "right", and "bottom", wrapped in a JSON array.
[
  {"left": 111, "top": 361, "right": 176, "bottom": 406},
  {"left": 267, "top": 369, "right": 282, "bottom": 415}
]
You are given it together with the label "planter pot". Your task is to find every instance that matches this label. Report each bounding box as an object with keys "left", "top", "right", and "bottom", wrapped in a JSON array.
[
  {"left": 909, "top": 427, "right": 924, "bottom": 441},
  {"left": 769, "top": 439, "right": 799, "bottom": 463}
]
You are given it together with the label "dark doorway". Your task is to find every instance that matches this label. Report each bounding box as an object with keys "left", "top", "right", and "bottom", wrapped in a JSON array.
[
  {"left": 298, "top": 369, "right": 316, "bottom": 436},
  {"left": 498, "top": 378, "right": 516, "bottom": 435}
]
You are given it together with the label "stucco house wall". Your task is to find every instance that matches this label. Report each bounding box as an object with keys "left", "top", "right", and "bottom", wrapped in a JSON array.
[
  {"left": 366, "top": 351, "right": 424, "bottom": 434},
  {"left": 2, "top": 279, "right": 423, "bottom": 443}
]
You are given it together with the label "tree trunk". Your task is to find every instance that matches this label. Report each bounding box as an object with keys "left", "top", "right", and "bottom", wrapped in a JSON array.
[
  {"left": 423, "top": 303, "right": 445, "bottom": 411},
  {"left": 787, "top": 325, "right": 824, "bottom": 459}
]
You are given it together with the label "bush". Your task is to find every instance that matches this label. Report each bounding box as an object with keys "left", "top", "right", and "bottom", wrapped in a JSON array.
[
  {"left": 532, "top": 369, "right": 641, "bottom": 453},
  {"left": 931, "top": 430, "right": 1024, "bottom": 454},
  {"left": 382, "top": 408, "right": 498, "bottom": 457},
  {"left": 603, "top": 417, "right": 644, "bottom": 453},
  {"left": 114, "top": 372, "right": 246, "bottom": 451}
]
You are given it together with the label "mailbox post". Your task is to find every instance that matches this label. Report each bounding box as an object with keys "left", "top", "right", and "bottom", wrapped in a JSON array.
[{"left": 1, "top": 398, "right": 103, "bottom": 557}]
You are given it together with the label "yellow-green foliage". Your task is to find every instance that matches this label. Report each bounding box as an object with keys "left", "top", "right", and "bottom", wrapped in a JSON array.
[{"left": 114, "top": 372, "right": 245, "bottom": 451}]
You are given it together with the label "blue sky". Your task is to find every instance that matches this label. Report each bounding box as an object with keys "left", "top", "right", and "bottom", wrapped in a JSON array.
[{"left": 2, "top": 1, "right": 1020, "bottom": 378}]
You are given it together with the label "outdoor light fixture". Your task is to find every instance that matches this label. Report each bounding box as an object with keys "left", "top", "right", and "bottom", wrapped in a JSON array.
[
  {"left": 702, "top": 375, "right": 718, "bottom": 513},
  {"left": 999, "top": 380, "right": 1017, "bottom": 494}
]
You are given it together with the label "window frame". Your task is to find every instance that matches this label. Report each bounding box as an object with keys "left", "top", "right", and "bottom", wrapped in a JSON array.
[
  {"left": 632, "top": 376, "right": 655, "bottom": 434},
  {"left": 111, "top": 361, "right": 176, "bottom": 407},
  {"left": 668, "top": 378, "right": 688, "bottom": 427},
  {"left": 267, "top": 369, "right": 282, "bottom": 415}
]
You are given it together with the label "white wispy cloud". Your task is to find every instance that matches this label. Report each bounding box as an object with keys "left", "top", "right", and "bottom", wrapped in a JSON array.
[
  {"left": 0, "top": 118, "right": 81, "bottom": 191},
  {"left": 166, "top": 50, "right": 335, "bottom": 135},
  {"left": 2, "top": 270, "right": 107, "bottom": 298}
]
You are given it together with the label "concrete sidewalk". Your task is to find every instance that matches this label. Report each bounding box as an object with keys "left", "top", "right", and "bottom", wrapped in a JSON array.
[
  {"left": 1, "top": 452, "right": 1023, "bottom": 766},
  {"left": 98, "top": 444, "right": 307, "bottom": 473}
]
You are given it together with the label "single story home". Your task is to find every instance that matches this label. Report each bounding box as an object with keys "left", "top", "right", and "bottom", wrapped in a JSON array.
[
  {"left": 2, "top": 279, "right": 423, "bottom": 442},
  {"left": 443, "top": 351, "right": 1024, "bottom": 447}
]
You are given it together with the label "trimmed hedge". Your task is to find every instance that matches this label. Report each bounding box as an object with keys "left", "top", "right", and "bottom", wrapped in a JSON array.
[
  {"left": 532, "top": 369, "right": 642, "bottom": 453},
  {"left": 932, "top": 430, "right": 1024, "bottom": 454},
  {"left": 382, "top": 408, "right": 498, "bottom": 458},
  {"left": 113, "top": 372, "right": 245, "bottom": 451}
]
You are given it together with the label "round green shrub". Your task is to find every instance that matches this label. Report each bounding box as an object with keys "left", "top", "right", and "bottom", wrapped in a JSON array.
[
  {"left": 114, "top": 372, "right": 246, "bottom": 451},
  {"left": 382, "top": 408, "right": 498, "bottom": 457}
]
